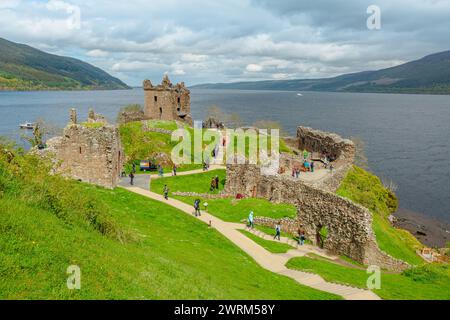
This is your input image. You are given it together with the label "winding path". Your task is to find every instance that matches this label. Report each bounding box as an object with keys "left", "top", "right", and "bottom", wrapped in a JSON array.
[{"left": 119, "top": 170, "right": 380, "bottom": 300}]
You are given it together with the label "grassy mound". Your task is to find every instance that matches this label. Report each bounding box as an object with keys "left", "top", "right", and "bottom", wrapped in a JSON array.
[
  {"left": 286, "top": 255, "right": 450, "bottom": 300},
  {"left": 337, "top": 166, "right": 423, "bottom": 265},
  {"left": 151, "top": 170, "right": 297, "bottom": 222},
  {"left": 0, "top": 144, "right": 339, "bottom": 299}
]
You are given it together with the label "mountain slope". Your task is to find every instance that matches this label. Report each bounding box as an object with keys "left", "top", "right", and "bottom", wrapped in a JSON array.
[
  {"left": 0, "top": 38, "right": 129, "bottom": 91},
  {"left": 193, "top": 51, "right": 450, "bottom": 94}
]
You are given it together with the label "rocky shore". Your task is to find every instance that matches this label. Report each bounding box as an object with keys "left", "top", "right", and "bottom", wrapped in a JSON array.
[{"left": 393, "top": 208, "right": 449, "bottom": 248}]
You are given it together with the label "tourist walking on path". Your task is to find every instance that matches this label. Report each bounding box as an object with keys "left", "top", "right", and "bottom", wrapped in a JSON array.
[
  {"left": 158, "top": 164, "right": 164, "bottom": 177},
  {"left": 163, "top": 185, "right": 169, "bottom": 200},
  {"left": 311, "top": 161, "right": 315, "bottom": 173},
  {"left": 248, "top": 211, "right": 254, "bottom": 229},
  {"left": 173, "top": 164, "right": 177, "bottom": 176},
  {"left": 298, "top": 229, "right": 306, "bottom": 246},
  {"left": 210, "top": 177, "right": 217, "bottom": 191},
  {"left": 129, "top": 172, "right": 134, "bottom": 186},
  {"left": 194, "top": 199, "right": 201, "bottom": 216},
  {"left": 215, "top": 175, "right": 220, "bottom": 190},
  {"left": 329, "top": 164, "right": 334, "bottom": 174},
  {"left": 274, "top": 223, "right": 281, "bottom": 241},
  {"left": 295, "top": 168, "right": 300, "bottom": 179}
]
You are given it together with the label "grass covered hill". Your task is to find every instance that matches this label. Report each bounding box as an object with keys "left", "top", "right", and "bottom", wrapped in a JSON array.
[
  {"left": 0, "top": 37, "right": 129, "bottom": 91},
  {"left": 0, "top": 141, "right": 338, "bottom": 300},
  {"left": 337, "top": 166, "right": 424, "bottom": 265}
]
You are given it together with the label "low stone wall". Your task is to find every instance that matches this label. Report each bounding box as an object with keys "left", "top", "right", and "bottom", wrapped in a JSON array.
[
  {"left": 118, "top": 110, "right": 145, "bottom": 124},
  {"left": 172, "top": 191, "right": 230, "bottom": 199},
  {"left": 253, "top": 216, "right": 300, "bottom": 234},
  {"left": 224, "top": 163, "right": 408, "bottom": 271},
  {"left": 141, "top": 121, "right": 173, "bottom": 135}
]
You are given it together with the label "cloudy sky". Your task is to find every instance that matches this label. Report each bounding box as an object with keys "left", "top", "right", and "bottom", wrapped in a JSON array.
[{"left": 0, "top": 0, "right": 449, "bottom": 86}]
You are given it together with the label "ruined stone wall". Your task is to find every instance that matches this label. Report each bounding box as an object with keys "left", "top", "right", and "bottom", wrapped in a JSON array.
[
  {"left": 143, "top": 76, "right": 192, "bottom": 125},
  {"left": 118, "top": 110, "right": 145, "bottom": 124},
  {"left": 224, "top": 164, "right": 409, "bottom": 271},
  {"left": 40, "top": 110, "right": 125, "bottom": 189},
  {"left": 296, "top": 126, "right": 355, "bottom": 163},
  {"left": 279, "top": 127, "right": 356, "bottom": 192}
]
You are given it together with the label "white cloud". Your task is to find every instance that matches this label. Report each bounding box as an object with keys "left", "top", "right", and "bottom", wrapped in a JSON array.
[
  {"left": 172, "top": 69, "right": 186, "bottom": 75},
  {"left": 86, "top": 49, "right": 109, "bottom": 57},
  {"left": 0, "top": 0, "right": 21, "bottom": 9},
  {"left": 181, "top": 53, "right": 208, "bottom": 62},
  {"left": 272, "top": 73, "right": 289, "bottom": 80},
  {"left": 246, "top": 63, "right": 263, "bottom": 72}
]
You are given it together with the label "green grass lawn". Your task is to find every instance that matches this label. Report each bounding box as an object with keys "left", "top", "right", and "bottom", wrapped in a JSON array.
[
  {"left": 146, "top": 120, "right": 178, "bottom": 131},
  {"left": 286, "top": 255, "right": 450, "bottom": 300},
  {"left": 0, "top": 146, "right": 339, "bottom": 299},
  {"left": 239, "top": 230, "right": 294, "bottom": 254},
  {"left": 151, "top": 169, "right": 227, "bottom": 194},
  {"left": 337, "top": 166, "right": 423, "bottom": 265},
  {"left": 150, "top": 170, "right": 297, "bottom": 222}
]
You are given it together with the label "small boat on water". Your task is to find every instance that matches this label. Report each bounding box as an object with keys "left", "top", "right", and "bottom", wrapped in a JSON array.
[
  {"left": 19, "top": 122, "right": 35, "bottom": 129},
  {"left": 297, "top": 93, "right": 303, "bottom": 96}
]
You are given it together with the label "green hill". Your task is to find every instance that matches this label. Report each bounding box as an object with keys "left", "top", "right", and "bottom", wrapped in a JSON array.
[
  {"left": 0, "top": 141, "right": 338, "bottom": 300},
  {"left": 0, "top": 37, "right": 129, "bottom": 91},
  {"left": 193, "top": 51, "right": 450, "bottom": 94}
]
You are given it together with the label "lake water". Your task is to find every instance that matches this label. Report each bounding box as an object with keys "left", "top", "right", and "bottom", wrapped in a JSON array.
[{"left": 0, "top": 88, "right": 449, "bottom": 223}]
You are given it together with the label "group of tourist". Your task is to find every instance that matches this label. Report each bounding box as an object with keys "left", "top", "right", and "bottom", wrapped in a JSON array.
[{"left": 210, "top": 175, "right": 220, "bottom": 191}]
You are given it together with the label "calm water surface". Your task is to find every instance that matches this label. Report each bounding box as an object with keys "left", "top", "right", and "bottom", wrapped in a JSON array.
[{"left": 0, "top": 88, "right": 449, "bottom": 222}]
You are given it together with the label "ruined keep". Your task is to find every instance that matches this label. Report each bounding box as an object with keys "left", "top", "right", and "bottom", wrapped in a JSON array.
[
  {"left": 39, "top": 109, "right": 125, "bottom": 189},
  {"left": 224, "top": 126, "right": 408, "bottom": 271},
  {"left": 143, "top": 75, "right": 192, "bottom": 125}
]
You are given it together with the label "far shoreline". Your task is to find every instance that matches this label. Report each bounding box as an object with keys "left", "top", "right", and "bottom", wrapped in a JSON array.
[{"left": 0, "top": 87, "right": 133, "bottom": 93}]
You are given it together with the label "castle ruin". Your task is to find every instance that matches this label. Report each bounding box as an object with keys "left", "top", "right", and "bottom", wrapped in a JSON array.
[
  {"left": 225, "top": 126, "right": 409, "bottom": 271},
  {"left": 38, "top": 109, "right": 125, "bottom": 189},
  {"left": 143, "top": 75, "right": 192, "bottom": 125}
]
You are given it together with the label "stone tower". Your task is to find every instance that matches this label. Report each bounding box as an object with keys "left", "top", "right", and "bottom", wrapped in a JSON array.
[{"left": 143, "top": 75, "right": 192, "bottom": 125}]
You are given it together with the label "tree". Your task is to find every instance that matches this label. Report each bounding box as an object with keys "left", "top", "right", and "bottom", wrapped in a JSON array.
[
  {"left": 253, "top": 120, "right": 287, "bottom": 136},
  {"left": 227, "top": 113, "right": 245, "bottom": 129},
  {"left": 205, "top": 105, "right": 226, "bottom": 123},
  {"left": 21, "top": 119, "right": 62, "bottom": 148}
]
